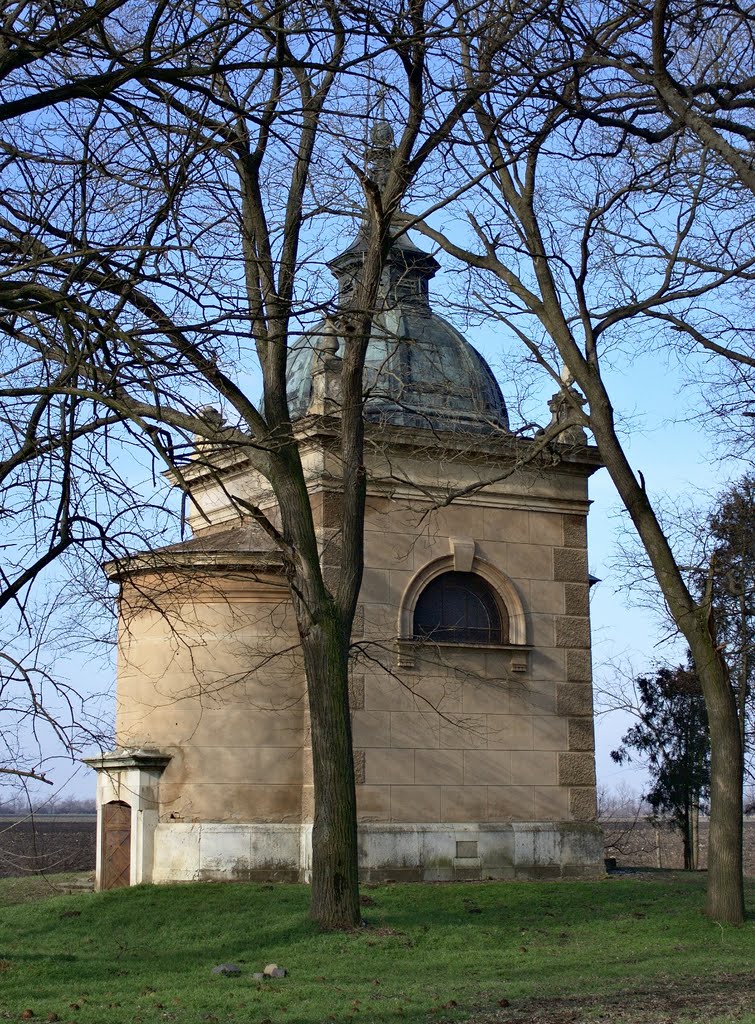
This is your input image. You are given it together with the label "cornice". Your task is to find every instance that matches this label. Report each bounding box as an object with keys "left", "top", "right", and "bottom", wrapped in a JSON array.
[
  {"left": 171, "top": 415, "right": 602, "bottom": 491},
  {"left": 104, "top": 549, "right": 284, "bottom": 582}
]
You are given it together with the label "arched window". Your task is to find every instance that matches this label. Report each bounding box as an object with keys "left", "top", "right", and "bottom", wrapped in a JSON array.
[{"left": 413, "top": 571, "right": 508, "bottom": 644}]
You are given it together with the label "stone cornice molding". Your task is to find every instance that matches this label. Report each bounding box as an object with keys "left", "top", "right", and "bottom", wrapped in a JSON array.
[
  {"left": 83, "top": 748, "right": 172, "bottom": 773},
  {"left": 104, "top": 549, "right": 284, "bottom": 583}
]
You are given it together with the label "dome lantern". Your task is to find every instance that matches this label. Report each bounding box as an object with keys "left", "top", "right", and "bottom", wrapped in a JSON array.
[{"left": 287, "top": 113, "right": 510, "bottom": 436}]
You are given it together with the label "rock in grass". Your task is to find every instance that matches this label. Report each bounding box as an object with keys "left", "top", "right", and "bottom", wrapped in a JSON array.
[
  {"left": 212, "top": 963, "right": 241, "bottom": 976},
  {"left": 263, "top": 963, "right": 287, "bottom": 978}
]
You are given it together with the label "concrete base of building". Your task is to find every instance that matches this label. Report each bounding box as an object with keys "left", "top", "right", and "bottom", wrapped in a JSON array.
[{"left": 147, "top": 820, "right": 604, "bottom": 885}]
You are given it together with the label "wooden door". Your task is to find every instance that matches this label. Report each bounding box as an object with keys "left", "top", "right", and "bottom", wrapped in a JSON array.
[{"left": 102, "top": 800, "right": 131, "bottom": 889}]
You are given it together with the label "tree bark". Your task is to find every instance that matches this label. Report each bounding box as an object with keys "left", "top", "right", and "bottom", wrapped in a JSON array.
[
  {"left": 687, "top": 634, "right": 744, "bottom": 922},
  {"left": 302, "top": 611, "right": 361, "bottom": 929},
  {"left": 682, "top": 804, "right": 692, "bottom": 871},
  {"left": 586, "top": 391, "right": 745, "bottom": 923}
]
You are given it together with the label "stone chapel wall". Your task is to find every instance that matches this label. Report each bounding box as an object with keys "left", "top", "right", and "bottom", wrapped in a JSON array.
[
  {"left": 351, "top": 489, "right": 597, "bottom": 831},
  {"left": 115, "top": 572, "right": 307, "bottom": 825}
]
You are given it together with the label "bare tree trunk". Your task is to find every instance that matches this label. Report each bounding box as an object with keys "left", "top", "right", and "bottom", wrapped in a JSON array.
[
  {"left": 269, "top": 450, "right": 362, "bottom": 930},
  {"left": 691, "top": 642, "right": 744, "bottom": 922},
  {"left": 682, "top": 804, "right": 692, "bottom": 871},
  {"left": 738, "top": 587, "right": 748, "bottom": 755},
  {"left": 302, "top": 613, "right": 360, "bottom": 929},
  {"left": 588, "top": 394, "right": 744, "bottom": 922}
]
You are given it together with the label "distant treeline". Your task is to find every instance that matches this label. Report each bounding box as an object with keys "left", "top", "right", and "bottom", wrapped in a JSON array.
[{"left": 0, "top": 796, "right": 96, "bottom": 816}]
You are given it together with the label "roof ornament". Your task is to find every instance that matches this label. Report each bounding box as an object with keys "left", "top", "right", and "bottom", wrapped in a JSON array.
[
  {"left": 316, "top": 317, "right": 340, "bottom": 356},
  {"left": 309, "top": 318, "right": 342, "bottom": 416},
  {"left": 367, "top": 81, "right": 395, "bottom": 192},
  {"left": 539, "top": 384, "right": 588, "bottom": 445}
]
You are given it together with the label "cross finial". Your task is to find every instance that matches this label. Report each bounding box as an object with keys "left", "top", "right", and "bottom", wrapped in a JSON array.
[
  {"left": 376, "top": 81, "right": 387, "bottom": 121},
  {"left": 367, "top": 82, "right": 395, "bottom": 190}
]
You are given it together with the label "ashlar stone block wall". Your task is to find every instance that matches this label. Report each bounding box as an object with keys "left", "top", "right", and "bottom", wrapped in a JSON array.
[
  {"left": 113, "top": 462, "right": 598, "bottom": 837},
  {"left": 349, "top": 491, "right": 597, "bottom": 828},
  {"left": 116, "top": 572, "right": 308, "bottom": 825}
]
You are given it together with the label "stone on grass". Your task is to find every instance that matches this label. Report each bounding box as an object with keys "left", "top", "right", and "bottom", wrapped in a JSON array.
[
  {"left": 263, "top": 963, "right": 288, "bottom": 978},
  {"left": 212, "top": 964, "right": 241, "bottom": 976}
]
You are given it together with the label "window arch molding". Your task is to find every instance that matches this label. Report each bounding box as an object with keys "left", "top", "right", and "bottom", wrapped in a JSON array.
[{"left": 398, "top": 554, "right": 527, "bottom": 646}]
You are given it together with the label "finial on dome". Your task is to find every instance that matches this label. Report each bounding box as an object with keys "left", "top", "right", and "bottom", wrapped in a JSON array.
[
  {"left": 371, "top": 119, "right": 395, "bottom": 148},
  {"left": 317, "top": 317, "right": 340, "bottom": 356},
  {"left": 367, "top": 81, "right": 395, "bottom": 191}
]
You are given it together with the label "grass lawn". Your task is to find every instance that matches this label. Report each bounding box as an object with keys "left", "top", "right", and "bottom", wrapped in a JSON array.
[{"left": 0, "top": 872, "right": 753, "bottom": 1024}]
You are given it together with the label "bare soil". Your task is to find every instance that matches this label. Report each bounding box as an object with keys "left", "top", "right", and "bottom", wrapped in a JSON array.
[
  {"left": 469, "top": 971, "right": 755, "bottom": 1024},
  {"left": 0, "top": 817, "right": 95, "bottom": 878}
]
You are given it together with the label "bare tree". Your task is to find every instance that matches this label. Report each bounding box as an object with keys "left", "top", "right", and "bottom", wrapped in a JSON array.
[
  {"left": 601, "top": 1, "right": 755, "bottom": 196},
  {"left": 493, "top": 2, "right": 755, "bottom": 196},
  {"left": 398, "top": 0, "right": 755, "bottom": 923},
  {"left": 2, "top": 0, "right": 519, "bottom": 927},
  {"left": 526, "top": 1, "right": 755, "bottom": 393},
  {"left": 0, "top": 365, "right": 178, "bottom": 788},
  {"left": 0, "top": 0, "right": 246, "bottom": 122}
]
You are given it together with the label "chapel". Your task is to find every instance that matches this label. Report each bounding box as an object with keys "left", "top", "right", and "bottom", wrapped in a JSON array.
[{"left": 86, "top": 123, "right": 604, "bottom": 890}]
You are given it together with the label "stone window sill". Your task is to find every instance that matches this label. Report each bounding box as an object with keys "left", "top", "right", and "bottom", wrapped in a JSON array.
[{"left": 396, "top": 638, "right": 532, "bottom": 674}]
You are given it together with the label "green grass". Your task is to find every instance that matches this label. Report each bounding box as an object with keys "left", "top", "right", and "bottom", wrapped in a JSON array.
[{"left": 0, "top": 874, "right": 753, "bottom": 1024}]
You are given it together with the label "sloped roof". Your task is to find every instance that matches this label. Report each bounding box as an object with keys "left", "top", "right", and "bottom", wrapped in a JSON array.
[{"left": 104, "top": 522, "right": 282, "bottom": 581}]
